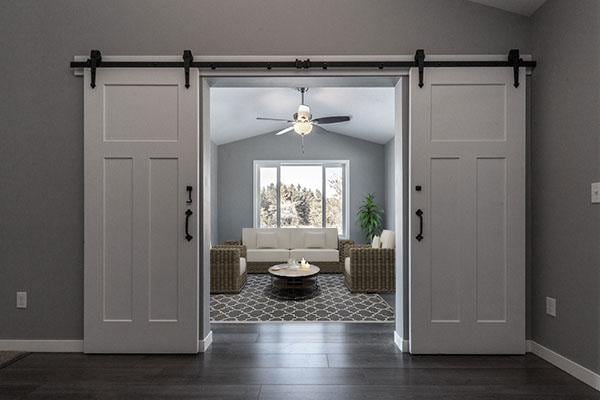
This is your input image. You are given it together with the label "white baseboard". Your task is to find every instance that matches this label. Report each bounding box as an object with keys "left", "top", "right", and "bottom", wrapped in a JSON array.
[
  {"left": 0, "top": 340, "right": 83, "bottom": 352},
  {"left": 0, "top": 334, "right": 215, "bottom": 354},
  {"left": 198, "top": 331, "right": 213, "bottom": 352},
  {"left": 527, "top": 340, "right": 600, "bottom": 391},
  {"left": 393, "top": 331, "right": 409, "bottom": 352}
]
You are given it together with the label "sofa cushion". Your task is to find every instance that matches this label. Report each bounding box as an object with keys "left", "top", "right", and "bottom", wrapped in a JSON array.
[
  {"left": 246, "top": 249, "right": 290, "bottom": 263},
  {"left": 239, "top": 257, "right": 247, "bottom": 275},
  {"left": 290, "top": 249, "right": 339, "bottom": 263},
  {"left": 290, "top": 228, "right": 338, "bottom": 250},
  {"left": 380, "top": 230, "right": 395, "bottom": 249},
  {"left": 304, "top": 231, "right": 326, "bottom": 248},
  {"left": 344, "top": 257, "right": 351, "bottom": 275},
  {"left": 256, "top": 231, "right": 278, "bottom": 249},
  {"left": 243, "top": 228, "right": 291, "bottom": 249}
]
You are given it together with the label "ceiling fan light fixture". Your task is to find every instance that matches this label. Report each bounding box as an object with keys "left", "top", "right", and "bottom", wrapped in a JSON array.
[
  {"left": 296, "top": 104, "right": 311, "bottom": 121},
  {"left": 293, "top": 121, "right": 313, "bottom": 135}
]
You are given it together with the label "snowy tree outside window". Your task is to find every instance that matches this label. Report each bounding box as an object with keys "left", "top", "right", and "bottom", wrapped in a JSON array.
[{"left": 255, "top": 161, "right": 348, "bottom": 237}]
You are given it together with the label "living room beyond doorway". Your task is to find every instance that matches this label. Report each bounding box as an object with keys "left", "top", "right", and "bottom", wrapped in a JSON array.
[{"left": 208, "top": 77, "right": 400, "bottom": 323}]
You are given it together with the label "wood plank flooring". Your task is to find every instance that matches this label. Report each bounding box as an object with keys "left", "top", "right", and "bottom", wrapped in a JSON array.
[{"left": 1, "top": 323, "right": 598, "bottom": 399}]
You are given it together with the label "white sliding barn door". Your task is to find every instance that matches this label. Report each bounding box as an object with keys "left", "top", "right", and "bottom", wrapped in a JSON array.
[
  {"left": 84, "top": 69, "right": 199, "bottom": 353},
  {"left": 409, "top": 68, "right": 525, "bottom": 354}
]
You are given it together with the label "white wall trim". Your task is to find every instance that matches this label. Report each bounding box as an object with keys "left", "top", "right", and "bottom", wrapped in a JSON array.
[
  {"left": 198, "top": 331, "right": 213, "bottom": 353},
  {"left": 0, "top": 340, "right": 83, "bottom": 353},
  {"left": 527, "top": 340, "right": 600, "bottom": 392},
  {"left": 394, "top": 331, "right": 409, "bottom": 352}
]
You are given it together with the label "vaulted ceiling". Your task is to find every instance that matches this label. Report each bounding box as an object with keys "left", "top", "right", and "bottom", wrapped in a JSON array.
[
  {"left": 467, "top": 0, "right": 547, "bottom": 16},
  {"left": 210, "top": 87, "right": 395, "bottom": 146}
]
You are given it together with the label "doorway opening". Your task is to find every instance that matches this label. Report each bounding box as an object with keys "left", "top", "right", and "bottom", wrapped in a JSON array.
[{"left": 203, "top": 75, "right": 406, "bottom": 328}]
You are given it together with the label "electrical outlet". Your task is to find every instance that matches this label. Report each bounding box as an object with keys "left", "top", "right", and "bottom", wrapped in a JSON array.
[
  {"left": 16, "top": 291, "right": 27, "bottom": 309},
  {"left": 592, "top": 182, "right": 600, "bottom": 204},
  {"left": 546, "top": 296, "right": 556, "bottom": 317}
]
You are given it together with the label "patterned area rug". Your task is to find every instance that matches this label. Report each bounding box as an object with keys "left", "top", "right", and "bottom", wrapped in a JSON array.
[{"left": 211, "top": 274, "right": 394, "bottom": 322}]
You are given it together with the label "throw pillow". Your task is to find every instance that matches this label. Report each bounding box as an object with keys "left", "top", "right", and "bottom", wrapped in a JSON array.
[
  {"left": 304, "top": 231, "right": 325, "bottom": 248},
  {"left": 380, "top": 230, "right": 395, "bottom": 249},
  {"left": 256, "top": 231, "right": 278, "bottom": 248},
  {"left": 371, "top": 235, "right": 381, "bottom": 248}
]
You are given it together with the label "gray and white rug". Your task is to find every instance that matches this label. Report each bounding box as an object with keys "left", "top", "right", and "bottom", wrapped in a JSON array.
[{"left": 211, "top": 274, "right": 394, "bottom": 322}]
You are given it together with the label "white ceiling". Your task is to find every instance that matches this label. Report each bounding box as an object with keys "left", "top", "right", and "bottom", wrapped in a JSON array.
[
  {"left": 210, "top": 87, "right": 395, "bottom": 145},
  {"left": 467, "top": 0, "right": 546, "bottom": 16}
]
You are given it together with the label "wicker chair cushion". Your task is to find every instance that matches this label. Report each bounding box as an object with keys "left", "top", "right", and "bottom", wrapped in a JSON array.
[
  {"left": 344, "top": 257, "right": 351, "bottom": 274},
  {"left": 240, "top": 257, "right": 246, "bottom": 275}
]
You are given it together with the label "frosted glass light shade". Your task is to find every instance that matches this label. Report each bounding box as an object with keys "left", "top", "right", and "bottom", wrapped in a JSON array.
[{"left": 293, "top": 121, "right": 313, "bottom": 135}]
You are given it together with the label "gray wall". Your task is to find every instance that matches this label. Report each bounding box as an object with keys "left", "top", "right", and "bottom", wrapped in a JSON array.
[
  {"left": 530, "top": 0, "right": 600, "bottom": 373},
  {"left": 218, "top": 132, "right": 385, "bottom": 243},
  {"left": 210, "top": 141, "right": 219, "bottom": 246},
  {"left": 0, "top": 0, "right": 531, "bottom": 340},
  {"left": 384, "top": 138, "right": 396, "bottom": 231}
]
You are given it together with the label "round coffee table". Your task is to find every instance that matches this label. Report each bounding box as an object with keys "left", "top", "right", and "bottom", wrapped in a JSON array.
[{"left": 268, "top": 264, "right": 320, "bottom": 300}]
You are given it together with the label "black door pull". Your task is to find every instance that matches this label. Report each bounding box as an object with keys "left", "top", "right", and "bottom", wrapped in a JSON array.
[
  {"left": 185, "top": 209, "right": 193, "bottom": 241},
  {"left": 415, "top": 209, "right": 424, "bottom": 242},
  {"left": 186, "top": 186, "right": 193, "bottom": 204}
]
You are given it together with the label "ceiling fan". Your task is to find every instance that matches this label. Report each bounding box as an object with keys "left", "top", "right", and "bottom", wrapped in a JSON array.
[{"left": 256, "top": 88, "right": 351, "bottom": 137}]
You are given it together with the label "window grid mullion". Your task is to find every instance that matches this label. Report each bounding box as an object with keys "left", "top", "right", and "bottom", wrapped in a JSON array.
[
  {"left": 276, "top": 165, "right": 281, "bottom": 228},
  {"left": 322, "top": 166, "right": 327, "bottom": 228}
]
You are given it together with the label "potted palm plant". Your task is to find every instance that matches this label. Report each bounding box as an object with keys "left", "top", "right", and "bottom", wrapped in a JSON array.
[{"left": 357, "top": 193, "right": 384, "bottom": 242}]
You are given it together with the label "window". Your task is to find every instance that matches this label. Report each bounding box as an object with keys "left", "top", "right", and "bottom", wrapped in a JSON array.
[{"left": 254, "top": 161, "right": 349, "bottom": 238}]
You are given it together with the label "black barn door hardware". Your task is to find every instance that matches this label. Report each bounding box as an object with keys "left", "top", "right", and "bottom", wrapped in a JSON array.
[
  {"left": 183, "top": 50, "right": 193, "bottom": 88},
  {"left": 185, "top": 209, "right": 193, "bottom": 242},
  {"left": 72, "top": 49, "right": 535, "bottom": 90},
  {"left": 89, "top": 50, "right": 102, "bottom": 88},
  {"left": 415, "top": 209, "right": 424, "bottom": 242},
  {"left": 508, "top": 49, "right": 521, "bottom": 88},
  {"left": 186, "top": 185, "right": 193, "bottom": 204},
  {"left": 415, "top": 49, "right": 425, "bottom": 88}
]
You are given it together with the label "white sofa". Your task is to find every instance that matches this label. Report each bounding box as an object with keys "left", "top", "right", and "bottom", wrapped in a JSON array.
[{"left": 242, "top": 228, "right": 343, "bottom": 273}]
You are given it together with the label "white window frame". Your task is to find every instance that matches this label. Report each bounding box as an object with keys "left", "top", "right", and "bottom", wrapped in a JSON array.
[{"left": 253, "top": 160, "right": 350, "bottom": 239}]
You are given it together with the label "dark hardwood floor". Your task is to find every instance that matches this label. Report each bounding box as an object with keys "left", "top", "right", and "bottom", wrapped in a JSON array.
[{"left": 1, "top": 323, "right": 598, "bottom": 399}]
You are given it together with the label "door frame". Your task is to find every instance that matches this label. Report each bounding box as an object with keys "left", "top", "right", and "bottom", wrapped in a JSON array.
[{"left": 74, "top": 54, "right": 532, "bottom": 352}]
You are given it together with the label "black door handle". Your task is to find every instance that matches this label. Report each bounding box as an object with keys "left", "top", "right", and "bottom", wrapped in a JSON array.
[
  {"left": 415, "top": 209, "right": 424, "bottom": 242},
  {"left": 186, "top": 186, "right": 193, "bottom": 204},
  {"left": 185, "top": 209, "right": 193, "bottom": 242}
]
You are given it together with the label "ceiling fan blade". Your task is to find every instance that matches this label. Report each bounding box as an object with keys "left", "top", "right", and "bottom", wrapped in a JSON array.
[
  {"left": 275, "top": 126, "right": 294, "bottom": 136},
  {"left": 312, "top": 116, "right": 351, "bottom": 124},
  {"left": 257, "top": 117, "right": 294, "bottom": 122}
]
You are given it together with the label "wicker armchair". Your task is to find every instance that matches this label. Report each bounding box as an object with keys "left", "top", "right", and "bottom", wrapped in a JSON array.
[
  {"left": 210, "top": 244, "right": 247, "bottom": 294},
  {"left": 342, "top": 241, "right": 395, "bottom": 293}
]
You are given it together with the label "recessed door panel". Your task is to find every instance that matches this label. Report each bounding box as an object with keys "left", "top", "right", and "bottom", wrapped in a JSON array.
[
  {"left": 102, "top": 158, "right": 133, "bottom": 321},
  {"left": 475, "top": 157, "right": 507, "bottom": 323},
  {"left": 148, "top": 158, "right": 180, "bottom": 322},
  {"left": 430, "top": 158, "right": 461, "bottom": 323},
  {"left": 430, "top": 84, "right": 506, "bottom": 142},
  {"left": 104, "top": 84, "right": 179, "bottom": 141}
]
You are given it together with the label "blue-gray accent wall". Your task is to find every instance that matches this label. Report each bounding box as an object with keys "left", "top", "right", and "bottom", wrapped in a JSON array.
[{"left": 217, "top": 131, "right": 386, "bottom": 244}]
